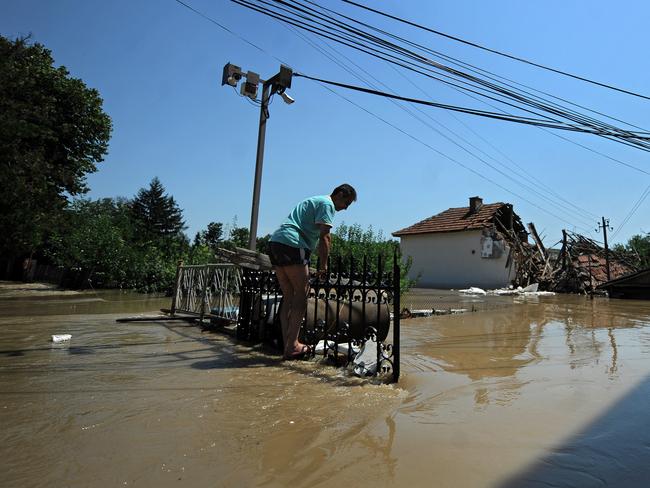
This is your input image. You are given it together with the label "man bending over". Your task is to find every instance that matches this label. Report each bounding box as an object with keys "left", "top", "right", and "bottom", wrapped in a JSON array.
[{"left": 268, "top": 184, "right": 357, "bottom": 360}]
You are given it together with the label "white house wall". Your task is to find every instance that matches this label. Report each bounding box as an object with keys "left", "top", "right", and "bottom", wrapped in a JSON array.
[{"left": 400, "top": 230, "right": 515, "bottom": 289}]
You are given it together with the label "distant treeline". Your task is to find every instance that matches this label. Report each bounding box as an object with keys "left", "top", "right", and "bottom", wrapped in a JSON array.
[{"left": 4, "top": 174, "right": 412, "bottom": 293}]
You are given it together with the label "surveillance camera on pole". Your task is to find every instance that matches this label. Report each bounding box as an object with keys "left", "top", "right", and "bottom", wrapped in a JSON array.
[
  {"left": 221, "top": 62, "right": 242, "bottom": 87},
  {"left": 221, "top": 62, "right": 294, "bottom": 250},
  {"left": 278, "top": 87, "right": 294, "bottom": 105}
]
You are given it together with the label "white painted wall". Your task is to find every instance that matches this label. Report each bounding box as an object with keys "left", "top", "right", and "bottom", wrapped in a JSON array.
[{"left": 400, "top": 230, "right": 515, "bottom": 289}]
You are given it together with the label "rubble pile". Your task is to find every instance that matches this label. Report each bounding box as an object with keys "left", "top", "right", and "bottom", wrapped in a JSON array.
[
  {"left": 506, "top": 230, "right": 638, "bottom": 294},
  {"left": 548, "top": 232, "right": 637, "bottom": 294},
  {"left": 492, "top": 213, "right": 638, "bottom": 294}
]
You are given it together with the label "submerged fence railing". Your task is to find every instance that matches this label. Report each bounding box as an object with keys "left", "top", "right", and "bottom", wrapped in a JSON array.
[{"left": 170, "top": 254, "right": 400, "bottom": 382}]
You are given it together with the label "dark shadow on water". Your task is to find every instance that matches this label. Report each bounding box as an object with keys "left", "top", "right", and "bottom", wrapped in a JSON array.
[
  {"left": 500, "top": 374, "right": 650, "bottom": 488},
  {"left": 189, "top": 351, "right": 282, "bottom": 370},
  {"left": 67, "top": 346, "right": 95, "bottom": 355}
]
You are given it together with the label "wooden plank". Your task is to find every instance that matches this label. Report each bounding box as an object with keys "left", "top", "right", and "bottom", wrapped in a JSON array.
[
  {"left": 528, "top": 222, "right": 547, "bottom": 260},
  {"left": 216, "top": 246, "right": 273, "bottom": 270}
]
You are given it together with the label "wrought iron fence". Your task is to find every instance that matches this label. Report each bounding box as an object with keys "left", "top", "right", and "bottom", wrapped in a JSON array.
[{"left": 237, "top": 254, "right": 401, "bottom": 382}]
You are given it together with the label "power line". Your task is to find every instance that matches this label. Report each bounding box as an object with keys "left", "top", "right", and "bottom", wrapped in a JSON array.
[
  {"left": 201, "top": 0, "right": 649, "bottom": 178},
  {"left": 240, "top": 0, "right": 632, "bottom": 135},
  {"left": 287, "top": 25, "right": 597, "bottom": 228},
  {"left": 174, "top": 0, "right": 275, "bottom": 57},
  {"left": 385, "top": 63, "right": 601, "bottom": 222},
  {"left": 233, "top": 0, "right": 572, "bottom": 123},
  {"left": 342, "top": 0, "right": 650, "bottom": 101},
  {"left": 261, "top": 0, "right": 647, "bottom": 139},
  {"left": 293, "top": 72, "right": 650, "bottom": 144},
  {"left": 304, "top": 0, "right": 650, "bottom": 133},
  {"left": 243, "top": 0, "right": 643, "bottom": 238},
  {"left": 611, "top": 184, "right": 650, "bottom": 240},
  {"left": 234, "top": 0, "right": 650, "bottom": 151},
  {"left": 320, "top": 82, "right": 593, "bottom": 232}
]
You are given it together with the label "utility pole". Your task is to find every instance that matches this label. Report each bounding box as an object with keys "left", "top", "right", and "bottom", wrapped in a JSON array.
[
  {"left": 222, "top": 63, "right": 294, "bottom": 250},
  {"left": 596, "top": 217, "right": 613, "bottom": 282}
]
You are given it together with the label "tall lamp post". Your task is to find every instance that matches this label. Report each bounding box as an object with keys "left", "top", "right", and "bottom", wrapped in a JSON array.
[{"left": 222, "top": 63, "right": 294, "bottom": 250}]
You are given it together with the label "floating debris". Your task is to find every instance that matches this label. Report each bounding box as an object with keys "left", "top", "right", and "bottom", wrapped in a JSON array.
[
  {"left": 51, "top": 334, "right": 71, "bottom": 343},
  {"left": 487, "top": 283, "right": 555, "bottom": 297},
  {"left": 459, "top": 287, "right": 487, "bottom": 295}
]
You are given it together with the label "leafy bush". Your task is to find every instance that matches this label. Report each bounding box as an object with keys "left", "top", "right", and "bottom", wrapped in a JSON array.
[{"left": 328, "top": 223, "right": 416, "bottom": 296}]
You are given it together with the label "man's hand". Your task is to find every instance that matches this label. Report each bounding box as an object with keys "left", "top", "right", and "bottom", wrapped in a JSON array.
[{"left": 317, "top": 267, "right": 328, "bottom": 281}]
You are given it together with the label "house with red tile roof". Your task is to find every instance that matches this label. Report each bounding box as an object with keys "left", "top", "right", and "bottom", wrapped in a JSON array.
[{"left": 393, "top": 196, "right": 528, "bottom": 288}]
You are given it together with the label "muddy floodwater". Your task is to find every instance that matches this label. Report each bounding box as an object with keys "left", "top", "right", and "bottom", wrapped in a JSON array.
[{"left": 2, "top": 282, "right": 650, "bottom": 487}]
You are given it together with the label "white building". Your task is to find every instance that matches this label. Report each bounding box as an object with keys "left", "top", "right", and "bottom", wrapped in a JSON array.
[{"left": 393, "top": 197, "right": 528, "bottom": 289}]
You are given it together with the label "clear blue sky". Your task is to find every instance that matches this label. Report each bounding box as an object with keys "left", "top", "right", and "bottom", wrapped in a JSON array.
[{"left": 2, "top": 0, "right": 649, "bottom": 247}]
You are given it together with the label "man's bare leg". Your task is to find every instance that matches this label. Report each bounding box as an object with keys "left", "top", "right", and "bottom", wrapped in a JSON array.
[
  {"left": 274, "top": 266, "right": 293, "bottom": 346},
  {"left": 278, "top": 263, "right": 310, "bottom": 357}
]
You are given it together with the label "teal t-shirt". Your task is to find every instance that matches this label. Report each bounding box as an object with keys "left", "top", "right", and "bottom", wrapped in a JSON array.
[{"left": 270, "top": 195, "right": 335, "bottom": 251}]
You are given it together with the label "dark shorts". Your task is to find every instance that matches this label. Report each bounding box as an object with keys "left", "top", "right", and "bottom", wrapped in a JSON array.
[{"left": 268, "top": 241, "right": 311, "bottom": 267}]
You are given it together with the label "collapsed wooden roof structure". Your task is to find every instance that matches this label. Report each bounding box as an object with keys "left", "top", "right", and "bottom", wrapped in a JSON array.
[
  {"left": 510, "top": 229, "right": 640, "bottom": 294},
  {"left": 549, "top": 231, "right": 638, "bottom": 294}
]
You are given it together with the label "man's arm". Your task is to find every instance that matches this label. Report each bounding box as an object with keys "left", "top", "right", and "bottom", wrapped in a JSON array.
[{"left": 318, "top": 224, "right": 332, "bottom": 274}]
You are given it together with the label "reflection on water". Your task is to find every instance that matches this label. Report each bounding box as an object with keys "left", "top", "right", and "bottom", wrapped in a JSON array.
[{"left": 2, "top": 284, "right": 650, "bottom": 487}]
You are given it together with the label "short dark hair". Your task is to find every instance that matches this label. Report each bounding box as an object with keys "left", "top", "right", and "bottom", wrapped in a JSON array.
[{"left": 331, "top": 183, "right": 357, "bottom": 201}]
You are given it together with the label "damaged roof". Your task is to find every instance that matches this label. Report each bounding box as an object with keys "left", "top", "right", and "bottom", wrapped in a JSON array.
[{"left": 392, "top": 202, "right": 510, "bottom": 237}]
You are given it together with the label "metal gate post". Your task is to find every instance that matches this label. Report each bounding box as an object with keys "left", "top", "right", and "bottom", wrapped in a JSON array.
[
  {"left": 170, "top": 260, "right": 183, "bottom": 316},
  {"left": 393, "top": 251, "right": 401, "bottom": 382},
  {"left": 198, "top": 266, "right": 210, "bottom": 325}
]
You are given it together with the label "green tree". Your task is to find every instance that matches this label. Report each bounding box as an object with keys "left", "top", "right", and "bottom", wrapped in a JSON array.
[
  {"left": 199, "top": 221, "right": 224, "bottom": 253},
  {"left": 130, "top": 177, "right": 186, "bottom": 242},
  {"left": 256, "top": 233, "right": 272, "bottom": 255},
  {"left": 617, "top": 233, "right": 650, "bottom": 269},
  {"left": 0, "top": 36, "right": 112, "bottom": 258},
  {"left": 229, "top": 226, "right": 250, "bottom": 249},
  {"left": 45, "top": 198, "right": 131, "bottom": 287},
  {"left": 46, "top": 196, "right": 187, "bottom": 292}
]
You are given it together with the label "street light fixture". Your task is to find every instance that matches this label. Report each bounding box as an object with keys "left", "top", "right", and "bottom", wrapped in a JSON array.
[{"left": 221, "top": 62, "right": 294, "bottom": 250}]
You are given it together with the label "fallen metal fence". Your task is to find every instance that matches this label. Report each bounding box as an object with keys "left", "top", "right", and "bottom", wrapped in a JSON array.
[{"left": 171, "top": 263, "right": 241, "bottom": 323}]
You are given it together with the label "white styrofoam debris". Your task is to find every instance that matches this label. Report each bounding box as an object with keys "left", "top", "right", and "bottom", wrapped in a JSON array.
[
  {"left": 51, "top": 334, "right": 71, "bottom": 343},
  {"left": 487, "top": 283, "right": 555, "bottom": 297},
  {"left": 313, "top": 340, "right": 358, "bottom": 357},
  {"left": 352, "top": 336, "right": 379, "bottom": 377},
  {"left": 459, "top": 287, "right": 487, "bottom": 295}
]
